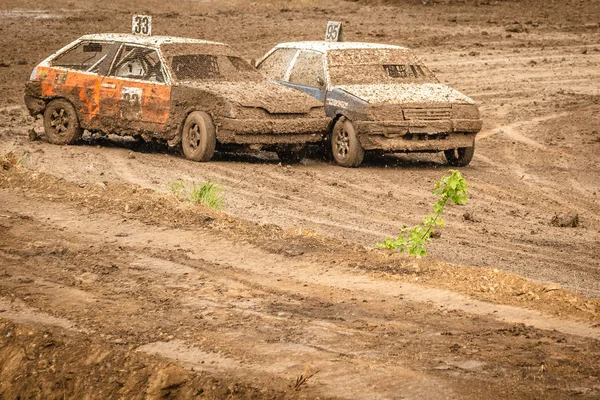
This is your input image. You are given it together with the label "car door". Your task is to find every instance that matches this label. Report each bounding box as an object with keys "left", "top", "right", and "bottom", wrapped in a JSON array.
[
  {"left": 43, "top": 40, "right": 119, "bottom": 127},
  {"left": 282, "top": 50, "right": 327, "bottom": 103},
  {"left": 99, "top": 43, "right": 171, "bottom": 132}
]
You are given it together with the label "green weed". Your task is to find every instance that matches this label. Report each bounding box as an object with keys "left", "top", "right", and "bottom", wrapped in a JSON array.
[
  {"left": 189, "top": 181, "right": 224, "bottom": 210},
  {"left": 169, "top": 180, "right": 224, "bottom": 210},
  {"left": 377, "top": 169, "right": 469, "bottom": 257}
]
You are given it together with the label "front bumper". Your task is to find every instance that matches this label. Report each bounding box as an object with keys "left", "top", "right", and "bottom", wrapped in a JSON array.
[
  {"left": 355, "top": 119, "right": 482, "bottom": 151},
  {"left": 24, "top": 95, "right": 46, "bottom": 117},
  {"left": 217, "top": 117, "right": 330, "bottom": 144}
]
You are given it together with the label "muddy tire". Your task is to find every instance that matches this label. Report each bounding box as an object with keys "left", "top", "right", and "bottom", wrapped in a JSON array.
[
  {"left": 181, "top": 111, "right": 216, "bottom": 162},
  {"left": 444, "top": 145, "right": 475, "bottom": 167},
  {"left": 331, "top": 117, "right": 364, "bottom": 168},
  {"left": 276, "top": 148, "right": 305, "bottom": 165},
  {"left": 43, "top": 99, "right": 83, "bottom": 145}
]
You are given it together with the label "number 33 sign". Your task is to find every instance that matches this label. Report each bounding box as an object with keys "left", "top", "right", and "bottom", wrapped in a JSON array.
[
  {"left": 325, "top": 21, "right": 343, "bottom": 42},
  {"left": 132, "top": 15, "right": 152, "bottom": 36}
]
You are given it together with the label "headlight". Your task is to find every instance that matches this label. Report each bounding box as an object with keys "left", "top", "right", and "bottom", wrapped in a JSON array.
[
  {"left": 231, "top": 107, "right": 269, "bottom": 119},
  {"left": 452, "top": 104, "right": 480, "bottom": 120}
]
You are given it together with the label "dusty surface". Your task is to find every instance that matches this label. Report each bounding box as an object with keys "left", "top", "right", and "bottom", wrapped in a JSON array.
[{"left": 1, "top": 0, "right": 600, "bottom": 398}]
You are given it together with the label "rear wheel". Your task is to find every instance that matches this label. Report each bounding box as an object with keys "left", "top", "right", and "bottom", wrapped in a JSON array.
[
  {"left": 181, "top": 111, "right": 216, "bottom": 162},
  {"left": 444, "top": 145, "right": 475, "bottom": 167},
  {"left": 331, "top": 117, "right": 364, "bottom": 167},
  {"left": 43, "top": 99, "right": 83, "bottom": 145}
]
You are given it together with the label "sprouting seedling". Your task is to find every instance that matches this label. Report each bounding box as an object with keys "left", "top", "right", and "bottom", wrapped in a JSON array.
[
  {"left": 377, "top": 169, "right": 468, "bottom": 256},
  {"left": 293, "top": 363, "right": 318, "bottom": 391}
]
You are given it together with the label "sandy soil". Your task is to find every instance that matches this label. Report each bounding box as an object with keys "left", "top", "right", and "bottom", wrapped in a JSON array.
[{"left": 1, "top": 0, "right": 599, "bottom": 398}]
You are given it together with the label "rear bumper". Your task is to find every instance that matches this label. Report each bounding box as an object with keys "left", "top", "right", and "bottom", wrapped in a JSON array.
[
  {"left": 355, "top": 119, "right": 481, "bottom": 151},
  {"left": 217, "top": 117, "right": 330, "bottom": 144}
]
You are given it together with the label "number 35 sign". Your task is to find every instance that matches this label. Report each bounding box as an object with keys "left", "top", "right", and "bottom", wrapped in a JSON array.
[{"left": 132, "top": 15, "right": 152, "bottom": 36}]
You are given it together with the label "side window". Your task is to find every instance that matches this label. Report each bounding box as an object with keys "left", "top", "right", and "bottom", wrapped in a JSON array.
[
  {"left": 110, "top": 45, "right": 165, "bottom": 83},
  {"left": 257, "top": 48, "right": 297, "bottom": 81},
  {"left": 288, "top": 51, "right": 325, "bottom": 88},
  {"left": 51, "top": 41, "right": 116, "bottom": 73}
]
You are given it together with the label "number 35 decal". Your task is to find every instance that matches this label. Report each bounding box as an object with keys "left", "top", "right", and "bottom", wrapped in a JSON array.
[
  {"left": 132, "top": 14, "right": 152, "bottom": 36},
  {"left": 120, "top": 87, "right": 143, "bottom": 119}
]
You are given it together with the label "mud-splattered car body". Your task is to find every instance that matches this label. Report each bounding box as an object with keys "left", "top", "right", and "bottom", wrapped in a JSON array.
[
  {"left": 257, "top": 41, "right": 483, "bottom": 167},
  {"left": 24, "top": 34, "right": 329, "bottom": 162}
]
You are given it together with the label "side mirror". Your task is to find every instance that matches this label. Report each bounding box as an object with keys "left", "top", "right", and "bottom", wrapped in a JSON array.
[{"left": 316, "top": 75, "right": 325, "bottom": 88}]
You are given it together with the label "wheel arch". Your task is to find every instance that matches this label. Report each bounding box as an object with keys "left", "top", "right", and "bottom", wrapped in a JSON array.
[{"left": 168, "top": 86, "right": 227, "bottom": 146}]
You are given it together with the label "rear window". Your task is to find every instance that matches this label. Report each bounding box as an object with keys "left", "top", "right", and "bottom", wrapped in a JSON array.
[{"left": 383, "top": 64, "right": 427, "bottom": 78}]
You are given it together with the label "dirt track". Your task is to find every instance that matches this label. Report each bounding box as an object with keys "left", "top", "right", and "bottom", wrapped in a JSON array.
[{"left": 1, "top": 0, "right": 600, "bottom": 398}]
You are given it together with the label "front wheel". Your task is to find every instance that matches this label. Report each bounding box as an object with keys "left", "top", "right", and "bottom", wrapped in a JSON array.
[
  {"left": 181, "top": 111, "right": 216, "bottom": 162},
  {"left": 43, "top": 99, "right": 83, "bottom": 145},
  {"left": 444, "top": 145, "right": 475, "bottom": 167},
  {"left": 331, "top": 117, "right": 364, "bottom": 167}
]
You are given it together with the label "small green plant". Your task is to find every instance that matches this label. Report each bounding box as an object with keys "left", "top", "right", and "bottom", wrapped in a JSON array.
[
  {"left": 168, "top": 180, "right": 224, "bottom": 210},
  {"left": 1, "top": 151, "right": 27, "bottom": 170},
  {"left": 190, "top": 181, "right": 224, "bottom": 210},
  {"left": 168, "top": 180, "right": 186, "bottom": 197},
  {"left": 377, "top": 169, "right": 469, "bottom": 257}
]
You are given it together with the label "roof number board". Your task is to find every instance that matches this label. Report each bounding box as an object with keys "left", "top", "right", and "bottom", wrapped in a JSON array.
[
  {"left": 326, "top": 21, "right": 343, "bottom": 42},
  {"left": 132, "top": 15, "right": 152, "bottom": 36}
]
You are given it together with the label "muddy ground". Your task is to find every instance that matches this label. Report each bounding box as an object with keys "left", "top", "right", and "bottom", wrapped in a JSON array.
[{"left": 0, "top": 0, "right": 599, "bottom": 398}]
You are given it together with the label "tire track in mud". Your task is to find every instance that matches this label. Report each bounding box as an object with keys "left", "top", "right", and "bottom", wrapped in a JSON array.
[
  {"left": 477, "top": 116, "right": 600, "bottom": 222},
  {"left": 1, "top": 191, "right": 598, "bottom": 339},
  {"left": 1, "top": 189, "right": 599, "bottom": 399},
  {"left": 7, "top": 135, "right": 600, "bottom": 296}
]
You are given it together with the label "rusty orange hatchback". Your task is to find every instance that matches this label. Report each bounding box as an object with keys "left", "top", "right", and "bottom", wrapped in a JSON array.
[{"left": 24, "top": 34, "right": 329, "bottom": 163}]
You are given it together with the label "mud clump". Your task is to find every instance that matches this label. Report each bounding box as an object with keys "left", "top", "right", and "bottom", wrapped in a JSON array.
[
  {"left": 550, "top": 213, "right": 579, "bottom": 228},
  {"left": 0, "top": 321, "right": 297, "bottom": 400},
  {"left": 0, "top": 152, "right": 19, "bottom": 170}
]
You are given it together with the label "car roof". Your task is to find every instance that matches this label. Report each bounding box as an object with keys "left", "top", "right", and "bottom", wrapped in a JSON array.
[
  {"left": 78, "top": 33, "right": 227, "bottom": 47},
  {"left": 273, "top": 41, "right": 407, "bottom": 52}
]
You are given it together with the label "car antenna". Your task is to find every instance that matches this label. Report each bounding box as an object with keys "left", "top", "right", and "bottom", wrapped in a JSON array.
[
  {"left": 132, "top": 14, "right": 153, "bottom": 36},
  {"left": 325, "top": 21, "right": 343, "bottom": 42}
]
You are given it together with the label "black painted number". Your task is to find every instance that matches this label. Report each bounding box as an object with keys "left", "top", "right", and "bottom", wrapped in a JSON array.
[
  {"left": 133, "top": 16, "right": 150, "bottom": 35},
  {"left": 122, "top": 92, "right": 141, "bottom": 106},
  {"left": 326, "top": 24, "right": 339, "bottom": 41}
]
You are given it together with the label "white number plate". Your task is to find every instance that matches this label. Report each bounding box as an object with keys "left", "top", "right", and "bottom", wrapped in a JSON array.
[
  {"left": 326, "top": 21, "right": 342, "bottom": 42},
  {"left": 132, "top": 14, "right": 152, "bottom": 36}
]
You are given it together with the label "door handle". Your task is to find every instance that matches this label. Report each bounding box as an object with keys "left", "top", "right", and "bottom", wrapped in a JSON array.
[{"left": 101, "top": 83, "right": 116, "bottom": 89}]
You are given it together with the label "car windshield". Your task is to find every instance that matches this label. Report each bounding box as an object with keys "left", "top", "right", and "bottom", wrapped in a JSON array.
[
  {"left": 327, "top": 48, "right": 438, "bottom": 86},
  {"left": 161, "top": 43, "right": 262, "bottom": 83}
]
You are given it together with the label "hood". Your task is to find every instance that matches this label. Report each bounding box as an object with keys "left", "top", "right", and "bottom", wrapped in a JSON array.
[
  {"left": 336, "top": 83, "right": 476, "bottom": 105},
  {"left": 179, "top": 81, "right": 322, "bottom": 114}
]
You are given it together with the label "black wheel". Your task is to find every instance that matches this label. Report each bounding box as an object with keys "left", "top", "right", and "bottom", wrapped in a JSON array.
[
  {"left": 181, "top": 111, "right": 216, "bottom": 162},
  {"left": 276, "top": 148, "right": 305, "bottom": 165},
  {"left": 331, "top": 117, "right": 364, "bottom": 167},
  {"left": 43, "top": 99, "right": 83, "bottom": 145},
  {"left": 444, "top": 145, "right": 475, "bottom": 167}
]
